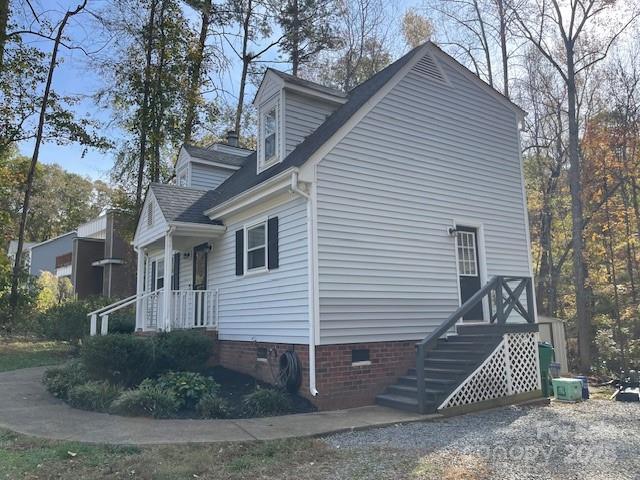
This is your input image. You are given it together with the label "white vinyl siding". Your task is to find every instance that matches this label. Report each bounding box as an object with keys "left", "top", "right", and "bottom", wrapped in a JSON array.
[
  {"left": 315, "top": 53, "right": 530, "bottom": 344},
  {"left": 134, "top": 192, "right": 167, "bottom": 247},
  {"left": 210, "top": 197, "right": 309, "bottom": 343},
  {"left": 190, "top": 163, "right": 233, "bottom": 190},
  {"left": 284, "top": 91, "right": 337, "bottom": 156}
]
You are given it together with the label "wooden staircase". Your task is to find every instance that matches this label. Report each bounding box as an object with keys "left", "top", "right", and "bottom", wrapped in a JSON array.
[
  {"left": 376, "top": 276, "right": 536, "bottom": 414},
  {"left": 376, "top": 326, "right": 502, "bottom": 412}
]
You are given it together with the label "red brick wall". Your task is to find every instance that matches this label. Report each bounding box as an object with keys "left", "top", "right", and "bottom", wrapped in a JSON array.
[{"left": 216, "top": 339, "right": 416, "bottom": 410}]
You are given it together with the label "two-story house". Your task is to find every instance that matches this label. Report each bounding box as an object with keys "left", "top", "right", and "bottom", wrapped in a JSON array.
[{"left": 94, "top": 42, "right": 542, "bottom": 414}]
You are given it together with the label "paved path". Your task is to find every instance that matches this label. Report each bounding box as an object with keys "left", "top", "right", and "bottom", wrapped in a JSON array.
[{"left": 0, "top": 367, "right": 435, "bottom": 445}]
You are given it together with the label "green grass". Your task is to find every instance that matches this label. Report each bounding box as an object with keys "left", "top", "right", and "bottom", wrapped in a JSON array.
[
  {"left": 0, "top": 428, "right": 451, "bottom": 479},
  {"left": 0, "top": 338, "right": 72, "bottom": 372}
]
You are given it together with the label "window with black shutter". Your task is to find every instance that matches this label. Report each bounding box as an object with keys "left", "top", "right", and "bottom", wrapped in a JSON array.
[
  {"left": 171, "top": 253, "right": 180, "bottom": 290},
  {"left": 236, "top": 217, "right": 279, "bottom": 275},
  {"left": 235, "top": 229, "right": 244, "bottom": 276}
]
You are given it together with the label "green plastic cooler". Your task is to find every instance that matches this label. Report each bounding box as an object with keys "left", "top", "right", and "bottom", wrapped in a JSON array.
[{"left": 552, "top": 378, "right": 583, "bottom": 402}]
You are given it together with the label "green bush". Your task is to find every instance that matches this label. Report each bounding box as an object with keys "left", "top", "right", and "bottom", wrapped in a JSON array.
[
  {"left": 67, "top": 381, "right": 122, "bottom": 412},
  {"left": 38, "top": 297, "right": 134, "bottom": 342},
  {"left": 242, "top": 387, "right": 293, "bottom": 417},
  {"left": 82, "top": 334, "right": 155, "bottom": 387},
  {"left": 196, "top": 394, "right": 230, "bottom": 419},
  {"left": 147, "top": 371, "right": 219, "bottom": 410},
  {"left": 42, "top": 361, "right": 89, "bottom": 399},
  {"left": 154, "top": 331, "right": 214, "bottom": 372},
  {"left": 110, "top": 386, "right": 179, "bottom": 418}
]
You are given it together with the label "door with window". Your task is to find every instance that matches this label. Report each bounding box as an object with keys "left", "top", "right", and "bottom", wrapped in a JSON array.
[
  {"left": 192, "top": 243, "right": 208, "bottom": 326},
  {"left": 456, "top": 226, "right": 484, "bottom": 321}
]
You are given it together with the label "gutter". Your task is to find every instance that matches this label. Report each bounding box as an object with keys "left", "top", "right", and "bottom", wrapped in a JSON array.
[{"left": 289, "top": 171, "right": 319, "bottom": 397}]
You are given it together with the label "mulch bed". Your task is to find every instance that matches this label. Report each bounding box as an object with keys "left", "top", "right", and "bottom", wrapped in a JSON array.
[{"left": 202, "top": 366, "right": 317, "bottom": 418}]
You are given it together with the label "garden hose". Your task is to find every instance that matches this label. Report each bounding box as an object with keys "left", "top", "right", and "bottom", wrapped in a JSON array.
[{"left": 278, "top": 350, "right": 302, "bottom": 393}]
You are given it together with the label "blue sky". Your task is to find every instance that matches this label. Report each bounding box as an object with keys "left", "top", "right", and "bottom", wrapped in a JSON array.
[{"left": 17, "top": 0, "right": 417, "bottom": 182}]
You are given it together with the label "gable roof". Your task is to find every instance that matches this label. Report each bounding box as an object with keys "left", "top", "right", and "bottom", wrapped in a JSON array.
[
  {"left": 183, "top": 144, "right": 248, "bottom": 168},
  {"left": 150, "top": 184, "right": 222, "bottom": 225},
  {"left": 207, "top": 44, "right": 427, "bottom": 215}
]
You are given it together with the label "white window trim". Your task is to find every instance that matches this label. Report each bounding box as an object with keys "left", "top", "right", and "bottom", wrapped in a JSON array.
[
  {"left": 257, "top": 95, "right": 283, "bottom": 174},
  {"left": 456, "top": 230, "right": 479, "bottom": 277},
  {"left": 244, "top": 218, "right": 269, "bottom": 274}
]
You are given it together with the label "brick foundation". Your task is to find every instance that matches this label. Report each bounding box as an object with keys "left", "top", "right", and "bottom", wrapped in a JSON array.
[
  {"left": 216, "top": 339, "right": 416, "bottom": 410},
  {"left": 135, "top": 330, "right": 417, "bottom": 410}
]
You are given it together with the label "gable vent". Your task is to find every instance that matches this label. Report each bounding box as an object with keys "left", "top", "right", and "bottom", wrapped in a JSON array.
[{"left": 412, "top": 53, "right": 446, "bottom": 83}]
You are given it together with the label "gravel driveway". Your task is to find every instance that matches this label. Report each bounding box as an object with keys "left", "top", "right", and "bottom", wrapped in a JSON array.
[{"left": 325, "top": 400, "right": 640, "bottom": 480}]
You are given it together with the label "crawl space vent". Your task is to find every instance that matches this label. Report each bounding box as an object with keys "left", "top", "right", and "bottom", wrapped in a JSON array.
[{"left": 412, "top": 53, "right": 446, "bottom": 83}]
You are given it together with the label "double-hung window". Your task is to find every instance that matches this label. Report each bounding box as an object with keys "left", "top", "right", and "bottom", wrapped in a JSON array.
[
  {"left": 264, "top": 107, "right": 277, "bottom": 163},
  {"left": 246, "top": 222, "right": 267, "bottom": 271}
]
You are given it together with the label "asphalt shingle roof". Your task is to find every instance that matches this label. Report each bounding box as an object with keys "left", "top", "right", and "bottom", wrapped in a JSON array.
[
  {"left": 150, "top": 184, "right": 222, "bottom": 225},
  {"left": 183, "top": 144, "right": 250, "bottom": 168},
  {"left": 267, "top": 69, "right": 347, "bottom": 99}
]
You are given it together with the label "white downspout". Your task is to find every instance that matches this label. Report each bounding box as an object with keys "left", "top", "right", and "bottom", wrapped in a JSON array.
[{"left": 290, "top": 171, "right": 319, "bottom": 397}]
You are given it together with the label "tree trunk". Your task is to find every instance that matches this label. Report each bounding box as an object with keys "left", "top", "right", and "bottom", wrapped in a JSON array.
[
  {"left": 496, "top": 0, "right": 508, "bottom": 98},
  {"left": 291, "top": 0, "right": 300, "bottom": 76},
  {"left": 135, "top": 0, "right": 157, "bottom": 212},
  {"left": 0, "top": 0, "right": 9, "bottom": 71},
  {"left": 151, "top": 0, "right": 168, "bottom": 184},
  {"left": 183, "top": 0, "right": 211, "bottom": 144},
  {"left": 566, "top": 44, "right": 590, "bottom": 373},
  {"left": 234, "top": 0, "right": 252, "bottom": 136},
  {"left": 9, "top": 1, "right": 87, "bottom": 315}
]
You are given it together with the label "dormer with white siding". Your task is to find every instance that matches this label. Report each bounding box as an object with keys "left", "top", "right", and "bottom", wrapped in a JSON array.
[
  {"left": 174, "top": 138, "right": 253, "bottom": 191},
  {"left": 253, "top": 69, "right": 346, "bottom": 174}
]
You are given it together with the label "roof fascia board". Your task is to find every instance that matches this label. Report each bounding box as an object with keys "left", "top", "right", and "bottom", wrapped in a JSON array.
[
  {"left": 187, "top": 157, "right": 241, "bottom": 170},
  {"left": 168, "top": 222, "right": 226, "bottom": 237},
  {"left": 204, "top": 168, "right": 296, "bottom": 219},
  {"left": 283, "top": 83, "right": 347, "bottom": 104},
  {"left": 299, "top": 44, "right": 432, "bottom": 181},
  {"left": 31, "top": 231, "right": 77, "bottom": 250},
  {"left": 428, "top": 44, "right": 526, "bottom": 120}
]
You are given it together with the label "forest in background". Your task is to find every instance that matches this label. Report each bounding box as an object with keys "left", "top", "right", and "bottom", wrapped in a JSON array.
[{"left": 1, "top": 0, "right": 639, "bottom": 374}]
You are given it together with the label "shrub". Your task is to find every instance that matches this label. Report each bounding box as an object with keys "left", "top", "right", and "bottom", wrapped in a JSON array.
[
  {"left": 196, "top": 394, "right": 230, "bottom": 419},
  {"left": 154, "top": 331, "right": 213, "bottom": 372},
  {"left": 67, "top": 381, "right": 122, "bottom": 412},
  {"left": 242, "top": 387, "right": 293, "bottom": 417},
  {"left": 42, "top": 361, "right": 89, "bottom": 399},
  {"left": 149, "top": 371, "right": 219, "bottom": 410},
  {"left": 110, "top": 386, "right": 179, "bottom": 418},
  {"left": 82, "top": 334, "right": 155, "bottom": 387}
]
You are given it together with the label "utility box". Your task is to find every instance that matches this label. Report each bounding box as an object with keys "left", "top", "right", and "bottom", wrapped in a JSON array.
[{"left": 552, "top": 378, "right": 583, "bottom": 402}]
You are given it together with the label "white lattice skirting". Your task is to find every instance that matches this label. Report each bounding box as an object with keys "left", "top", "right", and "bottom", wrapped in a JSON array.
[{"left": 439, "top": 332, "right": 541, "bottom": 410}]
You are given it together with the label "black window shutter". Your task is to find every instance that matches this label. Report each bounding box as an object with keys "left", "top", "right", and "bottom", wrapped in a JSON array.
[
  {"left": 267, "top": 216, "right": 279, "bottom": 270},
  {"left": 151, "top": 261, "right": 156, "bottom": 291},
  {"left": 235, "top": 229, "right": 244, "bottom": 276},
  {"left": 172, "top": 253, "right": 180, "bottom": 290}
]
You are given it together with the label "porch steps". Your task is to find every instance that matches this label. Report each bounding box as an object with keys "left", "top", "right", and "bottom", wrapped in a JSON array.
[{"left": 375, "top": 327, "right": 502, "bottom": 413}]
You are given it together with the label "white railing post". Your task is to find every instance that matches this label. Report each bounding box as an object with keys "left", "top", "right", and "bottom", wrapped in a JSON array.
[
  {"left": 135, "top": 248, "right": 145, "bottom": 331},
  {"left": 215, "top": 289, "right": 219, "bottom": 328},
  {"left": 90, "top": 314, "right": 97, "bottom": 336},
  {"left": 100, "top": 314, "right": 109, "bottom": 335},
  {"left": 163, "top": 232, "right": 173, "bottom": 332}
]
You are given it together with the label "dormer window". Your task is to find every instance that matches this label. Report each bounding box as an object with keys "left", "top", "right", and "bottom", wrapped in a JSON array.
[{"left": 258, "top": 95, "right": 281, "bottom": 172}]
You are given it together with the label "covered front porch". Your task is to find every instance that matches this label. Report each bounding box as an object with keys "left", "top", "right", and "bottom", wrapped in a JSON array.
[{"left": 90, "top": 219, "right": 225, "bottom": 335}]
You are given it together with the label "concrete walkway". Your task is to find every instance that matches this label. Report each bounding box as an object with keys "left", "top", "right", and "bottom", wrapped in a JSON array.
[{"left": 0, "top": 367, "right": 435, "bottom": 445}]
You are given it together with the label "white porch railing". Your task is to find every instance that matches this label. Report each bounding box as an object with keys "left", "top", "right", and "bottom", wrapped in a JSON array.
[
  {"left": 170, "top": 290, "right": 218, "bottom": 329},
  {"left": 88, "top": 289, "right": 218, "bottom": 335}
]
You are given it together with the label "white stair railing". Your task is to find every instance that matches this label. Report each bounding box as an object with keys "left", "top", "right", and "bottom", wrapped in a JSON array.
[
  {"left": 170, "top": 290, "right": 217, "bottom": 330},
  {"left": 87, "top": 289, "right": 163, "bottom": 336}
]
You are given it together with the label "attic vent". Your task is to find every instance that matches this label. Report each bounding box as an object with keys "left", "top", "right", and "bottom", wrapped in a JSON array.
[
  {"left": 412, "top": 53, "right": 446, "bottom": 83},
  {"left": 147, "top": 203, "right": 153, "bottom": 226}
]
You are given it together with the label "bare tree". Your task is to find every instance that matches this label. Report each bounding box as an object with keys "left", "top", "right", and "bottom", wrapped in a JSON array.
[
  {"left": 510, "top": 0, "right": 639, "bottom": 372},
  {"left": 9, "top": 0, "right": 88, "bottom": 311}
]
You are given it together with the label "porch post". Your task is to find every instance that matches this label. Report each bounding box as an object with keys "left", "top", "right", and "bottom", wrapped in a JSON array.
[
  {"left": 135, "top": 248, "right": 145, "bottom": 331},
  {"left": 163, "top": 231, "right": 173, "bottom": 331}
]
